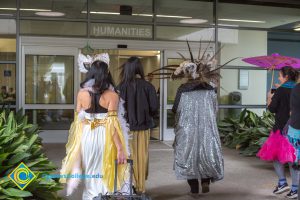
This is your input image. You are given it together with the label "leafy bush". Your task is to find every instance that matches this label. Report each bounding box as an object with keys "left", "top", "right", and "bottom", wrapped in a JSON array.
[
  {"left": 218, "top": 109, "right": 275, "bottom": 156},
  {"left": 0, "top": 110, "right": 63, "bottom": 200}
]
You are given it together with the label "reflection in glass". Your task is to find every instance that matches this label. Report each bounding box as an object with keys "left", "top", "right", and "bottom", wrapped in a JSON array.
[
  {"left": 157, "top": 26, "right": 215, "bottom": 41},
  {"left": 20, "top": 20, "right": 87, "bottom": 36},
  {"left": 218, "top": 2, "right": 300, "bottom": 29},
  {"left": 166, "top": 58, "right": 186, "bottom": 104},
  {"left": 156, "top": 0, "right": 213, "bottom": 24},
  {"left": 25, "top": 109, "right": 73, "bottom": 130},
  {"left": 25, "top": 55, "right": 74, "bottom": 104},
  {"left": 0, "top": 64, "right": 16, "bottom": 105},
  {"left": 20, "top": 0, "right": 87, "bottom": 19},
  {"left": 0, "top": 0, "right": 16, "bottom": 16},
  {"left": 218, "top": 29, "right": 267, "bottom": 66},
  {"left": 85, "top": 49, "right": 160, "bottom": 89},
  {"left": 0, "top": 38, "right": 16, "bottom": 61},
  {"left": 90, "top": 0, "right": 153, "bottom": 22}
]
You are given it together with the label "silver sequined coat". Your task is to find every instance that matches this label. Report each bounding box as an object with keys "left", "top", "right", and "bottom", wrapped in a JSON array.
[{"left": 173, "top": 88, "right": 224, "bottom": 182}]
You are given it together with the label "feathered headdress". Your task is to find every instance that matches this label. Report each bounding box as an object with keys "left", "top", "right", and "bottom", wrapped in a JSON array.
[
  {"left": 78, "top": 52, "right": 110, "bottom": 73},
  {"left": 147, "top": 40, "right": 237, "bottom": 84}
]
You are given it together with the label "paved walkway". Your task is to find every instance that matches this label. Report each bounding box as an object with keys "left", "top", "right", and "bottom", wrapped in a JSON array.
[{"left": 44, "top": 141, "right": 292, "bottom": 200}]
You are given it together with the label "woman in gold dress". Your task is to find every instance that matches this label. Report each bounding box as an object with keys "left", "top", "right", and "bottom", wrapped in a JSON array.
[{"left": 60, "top": 53, "right": 130, "bottom": 199}]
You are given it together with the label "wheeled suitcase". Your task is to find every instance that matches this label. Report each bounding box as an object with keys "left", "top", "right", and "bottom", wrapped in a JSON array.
[{"left": 93, "top": 159, "right": 151, "bottom": 200}]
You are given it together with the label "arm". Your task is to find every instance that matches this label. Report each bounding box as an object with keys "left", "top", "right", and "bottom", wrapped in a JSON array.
[
  {"left": 148, "top": 85, "right": 159, "bottom": 116},
  {"left": 108, "top": 93, "right": 127, "bottom": 164},
  {"left": 267, "top": 90, "right": 280, "bottom": 113},
  {"left": 76, "top": 91, "right": 82, "bottom": 112}
]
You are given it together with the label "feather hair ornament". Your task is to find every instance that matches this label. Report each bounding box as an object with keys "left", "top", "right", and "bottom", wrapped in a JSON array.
[
  {"left": 147, "top": 40, "right": 238, "bottom": 84},
  {"left": 78, "top": 52, "right": 110, "bottom": 73}
]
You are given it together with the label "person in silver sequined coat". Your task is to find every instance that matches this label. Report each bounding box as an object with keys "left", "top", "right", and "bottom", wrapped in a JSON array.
[
  {"left": 146, "top": 40, "right": 230, "bottom": 196},
  {"left": 172, "top": 80, "right": 224, "bottom": 195}
]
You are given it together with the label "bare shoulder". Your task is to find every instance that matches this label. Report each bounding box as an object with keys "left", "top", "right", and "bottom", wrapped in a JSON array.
[
  {"left": 102, "top": 90, "right": 119, "bottom": 101},
  {"left": 77, "top": 89, "right": 90, "bottom": 99},
  {"left": 102, "top": 90, "right": 119, "bottom": 111}
]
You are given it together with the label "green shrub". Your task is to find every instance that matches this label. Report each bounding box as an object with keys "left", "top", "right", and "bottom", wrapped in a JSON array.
[
  {"left": 218, "top": 109, "right": 275, "bottom": 156},
  {"left": 0, "top": 110, "right": 63, "bottom": 200}
]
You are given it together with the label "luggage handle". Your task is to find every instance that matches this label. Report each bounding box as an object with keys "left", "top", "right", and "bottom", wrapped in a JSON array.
[{"left": 114, "top": 159, "right": 134, "bottom": 195}]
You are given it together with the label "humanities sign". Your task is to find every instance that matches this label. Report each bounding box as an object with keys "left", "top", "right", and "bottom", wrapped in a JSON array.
[{"left": 91, "top": 23, "right": 152, "bottom": 39}]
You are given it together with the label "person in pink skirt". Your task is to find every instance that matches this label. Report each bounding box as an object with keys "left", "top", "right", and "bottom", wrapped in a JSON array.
[{"left": 257, "top": 66, "right": 299, "bottom": 199}]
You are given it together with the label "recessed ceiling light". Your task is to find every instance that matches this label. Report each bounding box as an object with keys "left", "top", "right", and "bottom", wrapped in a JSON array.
[
  {"left": 81, "top": 11, "right": 191, "bottom": 19},
  {"left": 0, "top": 8, "right": 51, "bottom": 12},
  {"left": 132, "top": 13, "right": 153, "bottom": 17},
  {"left": 35, "top": 11, "right": 65, "bottom": 17},
  {"left": 0, "top": 14, "right": 14, "bottom": 16},
  {"left": 22, "top": 8, "right": 51, "bottom": 12},
  {"left": 157, "top": 14, "right": 191, "bottom": 19},
  {"left": 294, "top": 27, "right": 300, "bottom": 31},
  {"left": 180, "top": 19, "right": 208, "bottom": 24},
  {"left": 219, "top": 18, "right": 265, "bottom": 23}
]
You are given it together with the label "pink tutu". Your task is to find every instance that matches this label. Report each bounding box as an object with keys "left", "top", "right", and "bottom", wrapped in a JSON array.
[{"left": 257, "top": 130, "right": 296, "bottom": 164}]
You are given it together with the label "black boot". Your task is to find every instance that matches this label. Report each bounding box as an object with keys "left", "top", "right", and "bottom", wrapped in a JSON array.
[
  {"left": 201, "top": 178, "right": 210, "bottom": 193},
  {"left": 187, "top": 179, "right": 199, "bottom": 194}
]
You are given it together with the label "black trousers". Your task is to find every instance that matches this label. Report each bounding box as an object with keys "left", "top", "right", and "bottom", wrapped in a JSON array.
[{"left": 187, "top": 178, "right": 210, "bottom": 193}]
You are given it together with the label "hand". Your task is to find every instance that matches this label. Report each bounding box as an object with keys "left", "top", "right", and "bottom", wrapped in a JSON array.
[
  {"left": 147, "top": 74, "right": 154, "bottom": 82},
  {"left": 274, "top": 83, "right": 281, "bottom": 88},
  {"left": 267, "top": 91, "right": 274, "bottom": 99},
  {"left": 267, "top": 91, "right": 274, "bottom": 106},
  {"left": 117, "top": 149, "right": 127, "bottom": 164}
]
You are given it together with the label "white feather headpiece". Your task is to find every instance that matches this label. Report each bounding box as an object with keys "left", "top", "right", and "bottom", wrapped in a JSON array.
[{"left": 78, "top": 52, "right": 110, "bottom": 73}]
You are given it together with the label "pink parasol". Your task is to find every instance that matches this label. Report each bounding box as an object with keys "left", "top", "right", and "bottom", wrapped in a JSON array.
[{"left": 242, "top": 53, "right": 300, "bottom": 89}]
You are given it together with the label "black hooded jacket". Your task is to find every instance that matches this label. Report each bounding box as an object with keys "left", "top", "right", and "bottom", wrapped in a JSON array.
[{"left": 117, "top": 78, "right": 159, "bottom": 131}]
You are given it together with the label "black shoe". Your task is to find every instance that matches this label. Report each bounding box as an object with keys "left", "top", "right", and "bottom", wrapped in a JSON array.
[
  {"left": 201, "top": 182, "right": 210, "bottom": 193},
  {"left": 286, "top": 190, "right": 298, "bottom": 199},
  {"left": 273, "top": 183, "right": 289, "bottom": 194}
]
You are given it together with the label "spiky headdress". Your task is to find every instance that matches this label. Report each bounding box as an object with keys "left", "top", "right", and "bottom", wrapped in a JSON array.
[
  {"left": 147, "top": 40, "right": 237, "bottom": 84},
  {"left": 78, "top": 52, "right": 110, "bottom": 73}
]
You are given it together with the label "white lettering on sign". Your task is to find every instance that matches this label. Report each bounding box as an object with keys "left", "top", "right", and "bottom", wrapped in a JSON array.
[{"left": 92, "top": 25, "right": 152, "bottom": 38}]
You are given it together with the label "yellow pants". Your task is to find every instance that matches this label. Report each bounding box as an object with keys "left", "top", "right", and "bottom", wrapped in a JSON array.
[{"left": 129, "top": 129, "right": 150, "bottom": 193}]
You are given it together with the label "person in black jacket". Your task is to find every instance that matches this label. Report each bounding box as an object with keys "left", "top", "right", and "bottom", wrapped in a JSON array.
[
  {"left": 287, "top": 80, "right": 300, "bottom": 199},
  {"left": 257, "top": 66, "right": 299, "bottom": 198},
  {"left": 117, "top": 56, "right": 159, "bottom": 193}
]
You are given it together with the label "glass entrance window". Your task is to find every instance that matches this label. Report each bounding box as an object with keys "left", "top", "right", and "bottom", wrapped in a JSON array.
[
  {"left": 25, "top": 55, "right": 74, "bottom": 104},
  {"left": 0, "top": 37, "right": 16, "bottom": 106},
  {"left": 0, "top": 64, "right": 16, "bottom": 105}
]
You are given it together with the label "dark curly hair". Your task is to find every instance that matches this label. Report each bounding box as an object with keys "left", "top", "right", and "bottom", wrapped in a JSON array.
[{"left": 280, "top": 66, "right": 299, "bottom": 82}]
